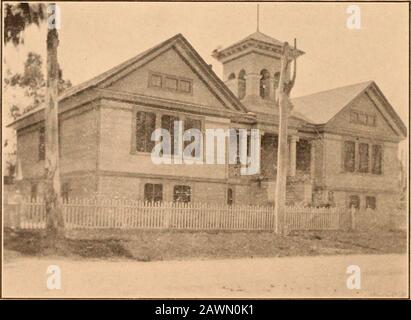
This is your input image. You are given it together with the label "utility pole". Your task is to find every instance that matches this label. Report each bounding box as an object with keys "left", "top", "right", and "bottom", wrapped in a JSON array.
[
  {"left": 274, "top": 39, "right": 297, "bottom": 235},
  {"left": 44, "top": 3, "right": 64, "bottom": 237}
]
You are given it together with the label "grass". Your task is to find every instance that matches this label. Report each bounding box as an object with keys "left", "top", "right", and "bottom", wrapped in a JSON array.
[
  {"left": 4, "top": 229, "right": 133, "bottom": 259},
  {"left": 4, "top": 227, "right": 407, "bottom": 262}
]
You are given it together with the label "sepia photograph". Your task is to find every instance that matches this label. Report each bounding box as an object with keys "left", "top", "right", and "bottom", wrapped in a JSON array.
[{"left": 1, "top": 1, "right": 409, "bottom": 301}]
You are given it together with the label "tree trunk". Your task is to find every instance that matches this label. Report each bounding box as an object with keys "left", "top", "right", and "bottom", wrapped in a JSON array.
[
  {"left": 45, "top": 20, "right": 64, "bottom": 237},
  {"left": 274, "top": 94, "right": 288, "bottom": 235},
  {"left": 274, "top": 42, "right": 295, "bottom": 236}
]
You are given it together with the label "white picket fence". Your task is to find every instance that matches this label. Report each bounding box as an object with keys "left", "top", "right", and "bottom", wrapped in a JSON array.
[{"left": 4, "top": 197, "right": 349, "bottom": 231}]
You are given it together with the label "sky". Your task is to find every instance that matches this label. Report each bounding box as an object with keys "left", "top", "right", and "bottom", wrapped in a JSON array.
[{"left": 3, "top": 2, "right": 409, "bottom": 127}]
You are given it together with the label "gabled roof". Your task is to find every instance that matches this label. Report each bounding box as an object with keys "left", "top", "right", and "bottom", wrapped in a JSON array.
[
  {"left": 232, "top": 31, "right": 284, "bottom": 48},
  {"left": 291, "top": 81, "right": 372, "bottom": 125},
  {"left": 291, "top": 80, "right": 407, "bottom": 136},
  {"left": 63, "top": 33, "right": 247, "bottom": 112},
  {"left": 9, "top": 33, "right": 248, "bottom": 127}
]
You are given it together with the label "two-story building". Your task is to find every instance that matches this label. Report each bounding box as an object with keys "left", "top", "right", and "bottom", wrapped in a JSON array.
[{"left": 8, "top": 31, "right": 407, "bottom": 212}]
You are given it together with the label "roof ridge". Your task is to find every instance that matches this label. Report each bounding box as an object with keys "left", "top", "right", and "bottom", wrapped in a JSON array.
[{"left": 292, "top": 80, "right": 373, "bottom": 100}]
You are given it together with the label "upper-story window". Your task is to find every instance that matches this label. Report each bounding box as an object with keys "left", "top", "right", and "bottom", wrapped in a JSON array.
[
  {"left": 238, "top": 70, "right": 246, "bottom": 100},
  {"left": 260, "top": 69, "right": 270, "bottom": 99},
  {"left": 150, "top": 74, "right": 162, "bottom": 87},
  {"left": 149, "top": 72, "right": 193, "bottom": 94},
  {"left": 165, "top": 76, "right": 178, "bottom": 90},
  {"left": 228, "top": 73, "right": 236, "bottom": 81},
  {"left": 350, "top": 110, "right": 376, "bottom": 127},
  {"left": 136, "top": 111, "right": 156, "bottom": 153},
  {"left": 39, "top": 127, "right": 45, "bottom": 160},
  {"left": 179, "top": 80, "right": 191, "bottom": 93}
]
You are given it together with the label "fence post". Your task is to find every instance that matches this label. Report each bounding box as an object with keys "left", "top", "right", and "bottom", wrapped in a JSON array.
[{"left": 350, "top": 206, "right": 356, "bottom": 230}]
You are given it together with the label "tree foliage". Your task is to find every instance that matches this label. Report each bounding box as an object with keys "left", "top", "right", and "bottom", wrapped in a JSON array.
[
  {"left": 4, "top": 3, "right": 46, "bottom": 45},
  {"left": 5, "top": 52, "right": 72, "bottom": 119},
  {"left": 4, "top": 52, "right": 71, "bottom": 179}
]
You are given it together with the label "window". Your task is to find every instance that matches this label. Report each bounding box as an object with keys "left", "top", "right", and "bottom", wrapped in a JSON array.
[
  {"left": 39, "top": 127, "right": 45, "bottom": 160},
  {"left": 149, "top": 72, "right": 192, "bottom": 93},
  {"left": 165, "top": 77, "right": 178, "bottom": 90},
  {"left": 173, "top": 185, "right": 191, "bottom": 203},
  {"left": 349, "top": 195, "right": 360, "bottom": 209},
  {"left": 179, "top": 80, "right": 191, "bottom": 93},
  {"left": 358, "top": 143, "right": 369, "bottom": 173},
  {"left": 366, "top": 115, "right": 376, "bottom": 126},
  {"left": 61, "top": 182, "right": 70, "bottom": 202},
  {"left": 366, "top": 196, "right": 376, "bottom": 210},
  {"left": 328, "top": 191, "right": 334, "bottom": 205},
  {"left": 136, "top": 111, "right": 156, "bottom": 152},
  {"left": 30, "top": 183, "right": 38, "bottom": 202},
  {"left": 273, "top": 72, "right": 280, "bottom": 101},
  {"left": 344, "top": 141, "right": 356, "bottom": 172},
  {"left": 358, "top": 113, "right": 367, "bottom": 124},
  {"left": 350, "top": 111, "right": 376, "bottom": 127},
  {"left": 184, "top": 118, "right": 202, "bottom": 156},
  {"left": 296, "top": 139, "right": 311, "bottom": 172},
  {"left": 350, "top": 111, "right": 359, "bottom": 123},
  {"left": 144, "top": 183, "right": 163, "bottom": 203},
  {"left": 227, "top": 188, "right": 234, "bottom": 205},
  {"left": 228, "top": 73, "right": 236, "bottom": 80},
  {"left": 372, "top": 145, "right": 382, "bottom": 175},
  {"left": 161, "top": 115, "right": 179, "bottom": 155},
  {"left": 259, "top": 69, "right": 270, "bottom": 99},
  {"left": 344, "top": 141, "right": 383, "bottom": 175},
  {"left": 149, "top": 74, "right": 162, "bottom": 87},
  {"left": 238, "top": 70, "right": 246, "bottom": 100}
]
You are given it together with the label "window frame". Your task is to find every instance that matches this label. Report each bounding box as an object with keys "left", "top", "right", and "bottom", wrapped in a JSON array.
[
  {"left": 348, "top": 194, "right": 360, "bottom": 209},
  {"left": 149, "top": 73, "right": 163, "bottom": 88},
  {"left": 343, "top": 140, "right": 356, "bottom": 173},
  {"left": 342, "top": 139, "right": 383, "bottom": 176},
  {"left": 131, "top": 107, "right": 204, "bottom": 157},
  {"left": 371, "top": 144, "right": 383, "bottom": 175},
  {"left": 365, "top": 196, "right": 377, "bottom": 210},
  {"left": 350, "top": 110, "right": 377, "bottom": 127},
  {"left": 144, "top": 183, "right": 163, "bottom": 203},
  {"left": 135, "top": 110, "right": 157, "bottom": 153},
  {"left": 358, "top": 142, "right": 369, "bottom": 173},
  {"left": 148, "top": 71, "right": 193, "bottom": 94}
]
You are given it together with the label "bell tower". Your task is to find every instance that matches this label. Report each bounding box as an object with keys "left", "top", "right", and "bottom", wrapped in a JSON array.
[{"left": 212, "top": 31, "right": 304, "bottom": 113}]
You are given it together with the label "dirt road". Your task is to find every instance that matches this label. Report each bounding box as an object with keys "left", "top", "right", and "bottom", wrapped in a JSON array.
[{"left": 2, "top": 253, "right": 408, "bottom": 298}]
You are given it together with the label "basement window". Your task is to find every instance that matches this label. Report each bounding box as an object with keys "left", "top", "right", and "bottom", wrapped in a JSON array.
[
  {"left": 173, "top": 185, "right": 191, "bottom": 203},
  {"left": 144, "top": 183, "right": 163, "bottom": 203},
  {"left": 366, "top": 196, "right": 376, "bottom": 210}
]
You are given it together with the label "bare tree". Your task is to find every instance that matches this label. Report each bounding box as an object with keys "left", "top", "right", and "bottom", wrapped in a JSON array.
[{"left": 274, "top": 40, "right": 297, "bottom": 235}]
